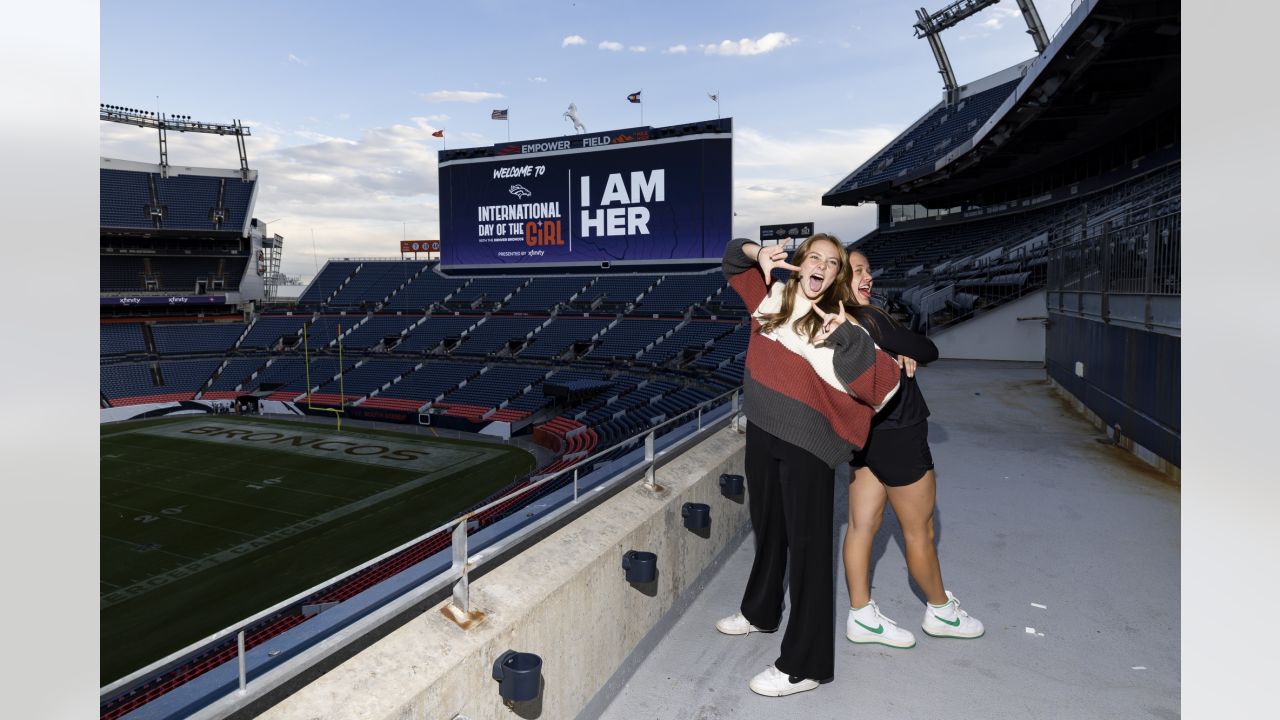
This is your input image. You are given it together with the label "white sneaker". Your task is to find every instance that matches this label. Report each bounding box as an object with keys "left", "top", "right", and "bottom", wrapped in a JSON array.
[
  {"left": 846, "top": 600, "right": 917, "bottom": 648},
  {"left": 748, "top": 665, "right": 820, "bottom": 697},
  {"left": 921, "top": 590, "right": 985, "bottom": 639},
  {"left": 715, "top": 611, "right": 774, "bottom": 635}
]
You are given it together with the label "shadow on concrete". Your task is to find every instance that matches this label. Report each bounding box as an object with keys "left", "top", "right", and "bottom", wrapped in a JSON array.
[
  {"left": 507, "top": 675, "right": 545, "bottom": 719},
  {"left": 628, "top": 570, "right": 660, "bottom": 598}
]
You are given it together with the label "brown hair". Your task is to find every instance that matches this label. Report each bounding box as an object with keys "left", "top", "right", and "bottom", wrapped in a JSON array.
[
  {"left": 756, "top": 233, "right": 852, "bottom": 341},
  {"left": 843, "top": 249, "right": 897, "bottom": 342}
]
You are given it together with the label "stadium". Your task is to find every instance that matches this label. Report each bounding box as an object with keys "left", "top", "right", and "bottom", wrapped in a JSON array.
[{"left": 97, "top": 0, "right": 1179, "bottom": 718}]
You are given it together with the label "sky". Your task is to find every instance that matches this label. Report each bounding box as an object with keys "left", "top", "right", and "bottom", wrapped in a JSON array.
[{"left": 100, "top": 0, "right": 1077, "bottom": 283}]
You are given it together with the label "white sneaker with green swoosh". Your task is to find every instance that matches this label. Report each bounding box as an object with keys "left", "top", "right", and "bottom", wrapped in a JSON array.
[
  {"left": 921, "top": 590, "right": 985, "bottom": 638},
  {"left": 846, "top": 599, "right": 916, "bottom": 648}
]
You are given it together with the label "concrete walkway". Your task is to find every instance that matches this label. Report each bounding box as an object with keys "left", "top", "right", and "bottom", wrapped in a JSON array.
[{"left": 597, "top": 362, "right": 1179, "bottom": 720}]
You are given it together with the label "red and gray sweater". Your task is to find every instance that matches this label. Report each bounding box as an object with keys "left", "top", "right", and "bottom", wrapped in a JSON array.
[{"left": 723, "top": 238, "right": 902, "bottom": 468}]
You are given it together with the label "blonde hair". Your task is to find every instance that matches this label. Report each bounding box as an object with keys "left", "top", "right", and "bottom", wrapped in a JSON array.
[{"left": 756, "top": 233, "right": 852, "bottom": 341}]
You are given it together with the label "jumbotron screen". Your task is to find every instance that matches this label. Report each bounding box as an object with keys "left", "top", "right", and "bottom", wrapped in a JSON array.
[{"left": 437, "top": 119, "right": 732, "bottom": 268}]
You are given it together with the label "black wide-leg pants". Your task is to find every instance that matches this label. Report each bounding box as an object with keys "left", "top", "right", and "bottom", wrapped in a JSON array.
[{"left": 739, "top": 421, "right": 835, "bottom": 683}]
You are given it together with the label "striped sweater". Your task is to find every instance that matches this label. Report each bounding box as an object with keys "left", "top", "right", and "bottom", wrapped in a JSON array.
[{"left": 723, "top": 238, "right": 901, "bottom": 468}]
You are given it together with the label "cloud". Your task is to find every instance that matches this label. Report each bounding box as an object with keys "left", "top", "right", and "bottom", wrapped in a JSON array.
[
  {"left": 337, "top": 112, "right": 351, "bottom": 121},
  {"left": 629, "top": 45, "right": 647, "bottom": 53},
  {"left": 98, "top": 117, "right": 896, "bottom": 279},
  {"left": 101, "top": 116, "right": 453, "bottom": 277},
  {"left": 665, "top": 44, "right": 688, "bottom": 54},
  {"left": 703, "top": 31, "right": 795, "bottom": 56},
  {"left": 598, "top": 40, "right": 623, "bottom": 51},
  {"left": 528, "top": 76, "right": 548, "bottom": 83},
  {"left": 287, "top": 53, "right": 306, "bottom": 66},
  {"left": 562, "top": 35, "right": 586, "bottom": 47},
  {"left": 421, "top": 90, "right": 504, "bottom": 102},
  {"left": 729, "top": 124, "right": 897, "bottom": 244},
  {"left": 962, "top": 6, "right": 1023, "bottom": 37}
]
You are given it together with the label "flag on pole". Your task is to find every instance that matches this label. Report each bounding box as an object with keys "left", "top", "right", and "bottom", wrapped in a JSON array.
[
  {"left": 707, "top": 92, "right": 718, "bottom": 102},
  {"left": 627, "top": 91, "right": 642, "bottom": 104},
  {"left": 491, "top": 108, "right": 508, "bottom": 120},
  {"left": 431, "top": 129, "right": 444, "bottom": 138}
]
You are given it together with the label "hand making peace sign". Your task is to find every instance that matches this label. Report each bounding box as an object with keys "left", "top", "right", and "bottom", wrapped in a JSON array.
[
  {"left": 755, "top": 240, "right": 801, "bottom": 286},
  {"left": 811, "top": 302, "right": 849, "bottom": 343}
]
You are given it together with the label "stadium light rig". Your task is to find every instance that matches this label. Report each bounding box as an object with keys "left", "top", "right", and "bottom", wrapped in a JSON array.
[
  {"left": 100, "top": 103, "right": 252, "bottom": 180},
  {"left": 912, "top": 0, "right": 1051, "bottom": 103}
]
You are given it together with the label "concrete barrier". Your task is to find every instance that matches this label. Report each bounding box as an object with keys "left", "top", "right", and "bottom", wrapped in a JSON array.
[{"left": 255, "top": 424, "right": 749, "bottom": 720}]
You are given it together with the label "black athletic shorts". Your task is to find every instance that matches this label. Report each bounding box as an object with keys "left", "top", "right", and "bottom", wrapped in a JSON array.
[{"left": 851, "top": 420, "right": 934, "bottom": 487}]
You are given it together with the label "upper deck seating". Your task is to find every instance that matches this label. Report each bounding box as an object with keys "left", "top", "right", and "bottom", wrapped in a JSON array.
[
  {"left": 101, "top": 324, "right": 147, "bottom": 356},
  {"left": 502, "top": 276, "right": 591, "bottom": 312},
  {"left": 327, "top": 262, "right": 426, "bottom": 308},
  {"left": 520, "top": 316, "right": 614, "bottom": 359},
  {"left": 393, "top": 315, "right": 483, "bottom": 354},
  {"left": 452, "top": 316, "right": 546, "bottom": 356},
  {"left": 589, "top": 319, "right": 682, "bottom": 360},
  {"left": 633, "top": 273, "right": 726, "bottom": 314},
  {"left": 382, "top": 266, "right": 468, "bottom": 312},
  {"left": 297, "top": 262, "right": 361, "bottom": 305},
  {"left": 152, "top": 323, "right": 246, "bottom": 355}
]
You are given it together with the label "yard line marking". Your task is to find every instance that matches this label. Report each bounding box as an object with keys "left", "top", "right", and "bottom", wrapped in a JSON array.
[
  {"left": 105, "top": 439, "right": 412, "bottom": 498},
  {"left": 109, "top": 479, "right": 312, "bottom": 519},
  {"left": 101, "top": 452, "right": 502, "bottom": 609},
  {"left": 103, "top": 501, "right": 261, "bottom": 538},
  {"left": 100, "top": 533, "right": 202, "bottom": 562}
]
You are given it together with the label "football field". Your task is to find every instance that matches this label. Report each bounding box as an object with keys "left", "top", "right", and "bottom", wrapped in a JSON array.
[{"left": 100, "top": 415, "right": 534, "bottom": 685}]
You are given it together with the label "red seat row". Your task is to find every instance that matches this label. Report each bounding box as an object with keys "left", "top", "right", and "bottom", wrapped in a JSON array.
[{"left": 108, "top": 392, "right": 195, "bottom": 407}]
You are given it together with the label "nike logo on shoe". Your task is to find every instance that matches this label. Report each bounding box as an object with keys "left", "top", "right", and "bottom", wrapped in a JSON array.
[
  {"left": 854, "top": 619, "right": 885, "bottom": 634},
  {"left": 933, "top": 614, "right": 961, "bottom": 627}
]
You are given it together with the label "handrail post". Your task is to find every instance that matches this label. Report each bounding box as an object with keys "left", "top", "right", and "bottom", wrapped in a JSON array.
[
  {"left": 237, "top": 630, "right": 246, "bottom": 694},
  {"left": 450, "top": 520, "right": 469, "bottom": 614},
  {"left": 572, "top": 467, "right": 580, "bottom": 504},
  {"left": 644, "top": 431, "right": 656, "bottom": 490}
]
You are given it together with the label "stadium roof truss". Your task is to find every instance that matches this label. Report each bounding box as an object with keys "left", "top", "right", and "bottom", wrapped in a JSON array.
[{"left": 826, "top": 0, "right": 1180, "bottom": 209}]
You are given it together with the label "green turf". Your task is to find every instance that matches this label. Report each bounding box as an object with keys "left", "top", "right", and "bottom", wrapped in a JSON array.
[{"left": 100, "top": 416, "right": 534, "bottom": 685}]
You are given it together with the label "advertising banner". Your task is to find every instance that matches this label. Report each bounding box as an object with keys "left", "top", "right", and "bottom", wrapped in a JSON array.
[
  {"left": 438, "top": 127, "right": 731, "bottom": 268},
  {"left": 760, "top": 222, "right": 816, "bottom": 243},
  {"left": 100, "top": 295, "right": 228, "bottom": 306},
  {"left": 400, "top": 240, "right": 440, "bottom": 254}
]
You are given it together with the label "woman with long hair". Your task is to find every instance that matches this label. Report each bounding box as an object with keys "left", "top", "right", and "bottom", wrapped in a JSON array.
[
  {"left": 715, "top": 234, "right": 902, "bottom": 697},
  {"left": 819, "top": 250, "right": 985, "bottom": 649}
]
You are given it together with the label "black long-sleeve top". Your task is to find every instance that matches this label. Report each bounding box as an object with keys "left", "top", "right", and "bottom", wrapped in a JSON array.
[{"left": 847, "top": 304, "right": 938, "bottom": 429}]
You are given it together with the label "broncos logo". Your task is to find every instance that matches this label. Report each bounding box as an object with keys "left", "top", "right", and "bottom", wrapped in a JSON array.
[{"left": 509, "top": 184, "right": 532, "bottom": 199}]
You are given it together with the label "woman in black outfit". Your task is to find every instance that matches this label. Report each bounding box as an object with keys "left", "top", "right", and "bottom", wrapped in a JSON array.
[{"left": 836, "top": 251, "right": 985, "bottom": 646}]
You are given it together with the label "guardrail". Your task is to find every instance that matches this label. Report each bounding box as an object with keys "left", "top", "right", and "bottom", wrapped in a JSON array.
[
  {"left": 101, "top": 385, "right": 743, "bottom": 719},
  {"left": 1046, "top": 210, "right": 1180, "bottom": 333}
]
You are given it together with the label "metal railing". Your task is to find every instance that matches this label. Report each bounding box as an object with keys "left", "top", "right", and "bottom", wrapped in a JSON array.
[
  {"left": 1046, "top": 210, "right": 1180, "bottom": 331},
  {"left": 102, "top": 385, "right": 743, "bottom": 718},
  {"left": 1048, "top": 211, "right": 1180, "bottom": 296}
]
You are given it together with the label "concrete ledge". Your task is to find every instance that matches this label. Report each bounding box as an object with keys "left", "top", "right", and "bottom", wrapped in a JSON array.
[
  {"left": 1048, "top": 376, "right": 1180, "bottom": 483},
  {"left": 255, "top": 425, "right": 748, "bottom": 720}
]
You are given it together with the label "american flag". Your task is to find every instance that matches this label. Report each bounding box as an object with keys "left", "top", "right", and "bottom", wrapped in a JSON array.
[{"left": 491, "top": 108, "right": 508, "bottom": 120}]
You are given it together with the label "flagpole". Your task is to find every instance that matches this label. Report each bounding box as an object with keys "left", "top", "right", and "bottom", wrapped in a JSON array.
[
  {"left": 507, "top": 116, "right": 510, "bottom": 142},
  {"left": 640, "top": 90, "right": 644, "bottom": 125}
]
